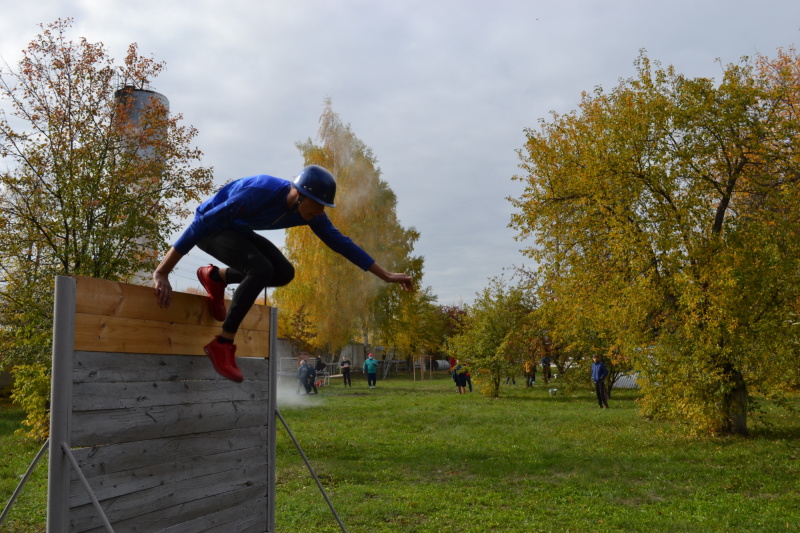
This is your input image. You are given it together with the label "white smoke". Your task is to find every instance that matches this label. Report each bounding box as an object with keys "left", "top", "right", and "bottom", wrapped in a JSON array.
[{"left": 275, "top": 381, "right": 320, "bottom": 408}]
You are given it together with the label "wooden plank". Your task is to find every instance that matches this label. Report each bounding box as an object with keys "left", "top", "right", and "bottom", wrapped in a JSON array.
[
  {"left": 72, "top": 275, "right": 271, "bottom": 332},
  {"left": 74, "top": 313, "right": 269, "bottom": 358},
  {"left": 155, "top": 497, "right": 267, "bottom": 533},
  {"left": 78, "top": 492, "right": 266, "bottom": 533},
  {"left": 71, "top": 276, "right": 271, "bottom": 358},
  {"left": 79, "top": 496, "right": 268, "bottom": 533},
  {"left": 72, "top": 352, "right": 268, "bottom": 383},
  {"left": 71, "top": 401, "right": 268, "bottom": 447},
  {"left": 72, "top": 379, "right": 268, "bottom": 411},
  {"left": 71, "top": 427, "right": 267, "bottom": 478},
  {"left": 69, "top": 446, "right": 266, "bottom": 507},
  {"left": 70, "top": 475, "right": 266, "bottom": 532}
]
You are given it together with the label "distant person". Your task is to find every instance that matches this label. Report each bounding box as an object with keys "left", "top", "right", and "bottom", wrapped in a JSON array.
[
  {"left": 306, "top": 360, "right": 318, "bottom": 394},
  {"left": 524, "top": 359, "right": 536, "bottom": 387},
  {"left": 364, "top": 353, "right": 379, "bottom": 388},
  {"left": 464, "top": 361, "right": 472, "bottom": 392},
  {"left": 452, "top": 359, "right": 468, "bottom": 394},
  {"left": 152, "top": 165, "right": 414, "bottom": 383},
  {"left": 591, "top": 355, "right": 609, "bottom": 408},
  {"left": 340, "top": 356, "right": 352, "bottom": 387},
  {"left": 315, "top": 357, "right": 327, "bottom": 376},
  {"left": 541, "top": 356, "right": 552, "bottom": 384},
  {"left": 296, "top": 360, "right": 310, "bottom": 394},
  {"left": 505, "top": 368, "right": 516, "bottom": 385}
]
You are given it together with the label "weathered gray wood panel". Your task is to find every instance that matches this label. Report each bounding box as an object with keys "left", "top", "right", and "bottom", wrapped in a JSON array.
[
  {"left": 73, "top": 351, "right": 268, "bottom": 384},
  {"left": 71, "top": 427, "right": 265, "bottom": 477},
  {"left": 67, "top": 350, "right": 270, "bottom": 532},
  {"left": 80, "top": 495, "right": 268, "bottom": 533},
  {"left": 72, "top": 377, "right": 268, "bottom": 411},
  {"left": 152, "top": 496, "right": 267, "bottom": 533},
  {"left": 71, "top": 399, "right": 268, "bottom": 447},
  {"left": 72, "top": 479, "right": 266, "bottom": 532},
  {"left": 69, "top": 445, "right": 265, "bottom": 507}
]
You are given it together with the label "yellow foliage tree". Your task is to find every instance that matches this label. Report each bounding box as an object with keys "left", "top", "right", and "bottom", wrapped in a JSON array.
[
  {"left": 274, "top": 100, "right": 421, "bottom": 354},
  {"left": 511, "top": 49, "right": 800, "bottom": 435}
]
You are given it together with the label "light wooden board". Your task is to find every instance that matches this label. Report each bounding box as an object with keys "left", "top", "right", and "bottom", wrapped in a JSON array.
[{"left": 72, "top": 276, "right": 271, "bottom": 358}]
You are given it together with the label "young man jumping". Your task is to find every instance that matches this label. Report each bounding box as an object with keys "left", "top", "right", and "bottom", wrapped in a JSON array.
[{"left": 153, "top": 165, "right": 413, "bottom": 382}]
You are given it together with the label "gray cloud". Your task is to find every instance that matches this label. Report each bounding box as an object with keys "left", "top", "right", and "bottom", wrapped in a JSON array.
[{"left": 2, "top": 0, "right": 798, "bottom": 304}]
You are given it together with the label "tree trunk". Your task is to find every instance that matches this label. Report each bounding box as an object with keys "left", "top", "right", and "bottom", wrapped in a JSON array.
[{"left": 722, "top": 366, "right": 748, "bottom": 436}]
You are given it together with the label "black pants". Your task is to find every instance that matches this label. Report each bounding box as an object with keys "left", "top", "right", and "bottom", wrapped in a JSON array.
[
  {"left": 297, "top": 379, "right": 308, "bottom": 394},
  {"left": 594, "top": 380, "right": 608, "bottom": 407},
  {"left": 342, "top": 369, "right": 351, "bottom": 386},
  {"left": 197, "top": 229, "right": 294, "bottom": 334}
]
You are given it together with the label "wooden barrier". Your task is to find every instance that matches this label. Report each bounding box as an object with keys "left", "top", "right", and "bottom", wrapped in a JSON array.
[{"left": 47, "top": 276, "right": 277, "bottom": 533}]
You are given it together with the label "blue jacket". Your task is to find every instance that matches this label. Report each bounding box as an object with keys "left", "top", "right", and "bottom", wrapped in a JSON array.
[
  {"left": 173, "top": 175, "right": 375, "bottom": 270},
  {"left": 591, "top": 360, "right": 608, "bottom": 382},
  {"left": 297, "top": 363, "right": 309, "bottom": 380}
]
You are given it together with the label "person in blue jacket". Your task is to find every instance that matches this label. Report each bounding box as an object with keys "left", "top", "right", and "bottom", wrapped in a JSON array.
[
  {"left": 153, "top": 165, "right": 414, "bottom": 382},
  {"left": 591, "top": 354, "right": 610, "bottom": 408}
]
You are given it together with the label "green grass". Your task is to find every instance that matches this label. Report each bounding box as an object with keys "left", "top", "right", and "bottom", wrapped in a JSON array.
[
  {"left": 1, "top": 376, "right": 799, "bottom": 532},
  {"left": 0, "top": 399, "right": 48, "bottom": 533},
  {"left": 275, "top": 375, "right": 800, "bottom": 533}
]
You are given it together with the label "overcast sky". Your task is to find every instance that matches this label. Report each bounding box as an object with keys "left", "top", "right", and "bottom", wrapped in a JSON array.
[{"left": 2, "top": 0, "right": 799, "bottom": 305}]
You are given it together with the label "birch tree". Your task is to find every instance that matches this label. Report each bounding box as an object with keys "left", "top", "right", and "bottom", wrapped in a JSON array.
[{"left": 275, "top": 100, "right": 421, "bottom": 353}]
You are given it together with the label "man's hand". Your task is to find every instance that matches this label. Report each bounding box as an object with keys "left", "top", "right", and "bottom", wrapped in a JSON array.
[
  {"left": 386, "top": 272, "right": 414, "bottom": 292},
  {"left": 153, "top": 271, "right": 173, "bottom": 308},
  {"left": 368, "top": 262, "right": 414, "bottom": 292},
  {"left": 153, "top": 247, "right": 184, "bottom": 309}
]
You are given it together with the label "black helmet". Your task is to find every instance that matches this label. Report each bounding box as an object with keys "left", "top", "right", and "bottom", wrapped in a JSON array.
[{"left": 293, "top": 165, "right": 336, "bottom": 207}]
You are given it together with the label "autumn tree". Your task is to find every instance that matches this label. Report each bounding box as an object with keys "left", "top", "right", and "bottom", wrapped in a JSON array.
[
  {"left": 519, "top": 267, "right": 634, "bottom": 395},
  {"left": 274, "top": 99, "right": 421, "bottom": 355},
  {"left": 511, "top": 49, "right": 800, "bottom": 435},
  {"left": 448, "top": 277, "right": 535, "bottom": 397},
  {"left": 381, "top": 285, "right": 445, "bottom": 358},
  {"left": 0, "top": 19, "right": 213, "bottom": 437},
  {"left": 278, "top": 305, "right": 318, "bottom": 356}
]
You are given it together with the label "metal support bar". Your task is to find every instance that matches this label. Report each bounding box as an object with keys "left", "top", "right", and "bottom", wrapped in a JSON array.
[
  {"left": 0, "top": 438, "right": 49, "bottom": 526},
  {"left": 275, "top": 408, "right": 348, "bottom": 533},
  {"left": 61, "top": 442, "right": 114, "bottom": 533},
  {"left": 48, "top": 276, "right": 76, "bottom": 532},
  {"left": 266, "top": 306, "right": 278, "bottom": 533}
]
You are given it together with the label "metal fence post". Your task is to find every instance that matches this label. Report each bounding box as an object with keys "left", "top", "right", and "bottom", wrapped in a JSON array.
[
  {"left": 266, "top": 306, "right": 278, "bottom": 532},
  {"left": 47, "top": 276, "right": 76, "bottom": 532}
]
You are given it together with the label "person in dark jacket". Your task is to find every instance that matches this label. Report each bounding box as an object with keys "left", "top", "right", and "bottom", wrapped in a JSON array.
[
  {"left": 591, "top": 355, "right": 609, "bottom": 408},
  {"left": 340, "top": 356, "right": 352, "bottom": 387},
  {"left": 541, "top": 355, "right": 552, "bottom": 384},
  {"left": 297, "top": 360, "right": 310, "bottom": 395},
  {"left": 153, "top": 166, "right": 414, "bottom": 382},
  {"left": 452, "top": 359, "right": 468, "bottom": 394},
  {"left": 306, "top": 362, "right": 318, "bottom": 394}
]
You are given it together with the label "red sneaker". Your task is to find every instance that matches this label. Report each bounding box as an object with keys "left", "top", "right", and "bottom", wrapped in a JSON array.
[
  {"left": 203, "top": 337, "right": 244, "bottom": 382},
  {"left": 197, "top": 265, "right": 227, "bottom": 321}
]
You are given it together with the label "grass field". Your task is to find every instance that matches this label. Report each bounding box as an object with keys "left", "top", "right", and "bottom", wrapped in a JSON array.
[
  {"left": 1, "top": 373, "right": 799, "bottom": 532},
  {"left": 0, "top": 400, "right": 48, "bottom": 533}
]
